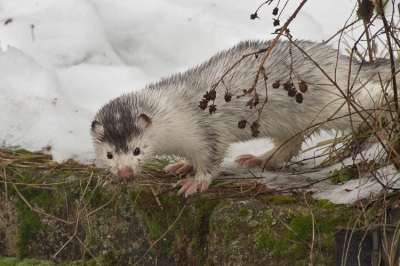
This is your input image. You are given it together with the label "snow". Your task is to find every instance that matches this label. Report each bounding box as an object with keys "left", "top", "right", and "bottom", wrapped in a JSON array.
[{"left": 0, "top": 0, "right": 398, "bottom": 204}]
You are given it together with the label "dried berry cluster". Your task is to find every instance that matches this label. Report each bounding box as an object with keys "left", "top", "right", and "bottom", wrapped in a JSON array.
[
  {"left": 250, "top": 121, "right": 260, "bottom": 137},
  {"left": 272, "top": 6, "right": 279, "bottom": 27},
  {"left": 198, "top": 89, "right": 233, "bottom": 114},
  {"left": 238, "top": 120, "right": 247, "bottom": 129},
  {"left": 250, "top": 13, "right": 259, "bottom": 20},
  {"left": 245, "top": 92, "right": 260, "bottom": 109},
  {"left": 250, "top": 1, "right": 279, "bottom": 29},
  {"left": 198, "top": 89, "right": 216, "bottom": 114},
  {"left": 272, "top": 80, "right": 308, "bottom": 104},
  {"left": 224, "top": 92, "right": 232, "bottom": 102},
  {"left": 237, "top": 119, "right": 260, "bottom": 137}
]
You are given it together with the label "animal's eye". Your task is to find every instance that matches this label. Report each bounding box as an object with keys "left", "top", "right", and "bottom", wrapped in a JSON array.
[
  {"left": 107, "top": 152, "right": 113, "bottom": 159},
  {"left": 133, "top": 148, "right": 140, "bottom": 156}
]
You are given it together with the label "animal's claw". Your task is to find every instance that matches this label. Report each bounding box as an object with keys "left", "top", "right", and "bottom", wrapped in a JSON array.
[
  {"left": 164, "top": 161, "right": 193, "bottom": 174},
  {"left": 176, "top": 178, "right": 210, "bottom": 197}
]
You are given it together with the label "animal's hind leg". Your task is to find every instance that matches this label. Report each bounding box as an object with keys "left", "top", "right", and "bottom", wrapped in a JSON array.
[{"left": 235, "top": 135, "right": 304, "bottom": 168}]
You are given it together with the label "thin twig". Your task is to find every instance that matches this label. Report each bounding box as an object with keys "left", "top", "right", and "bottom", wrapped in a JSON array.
[
  {"left": 134, "top": 202, "right": 188, "bottom": 266},
  {"left": 378, "top": 0, "right": 399, "bottom": 119}
]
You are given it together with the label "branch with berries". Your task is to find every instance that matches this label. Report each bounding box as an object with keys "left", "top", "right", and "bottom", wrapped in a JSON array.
[{"left": 199, "top": 0, "right": 309, "bottom": 137}]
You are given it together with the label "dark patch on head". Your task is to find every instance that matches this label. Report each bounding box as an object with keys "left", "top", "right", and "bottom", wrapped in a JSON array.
[{"left": 96, "top": 97, "right": 143, "bottom": 154}]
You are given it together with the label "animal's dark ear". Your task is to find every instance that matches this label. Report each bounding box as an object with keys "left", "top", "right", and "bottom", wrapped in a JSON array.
[
  {"left": 91, "top": 120, "right": 104, "bottom": 138},
  {"left": 136, "top": 114, "right": 152, "bottom": 129}
]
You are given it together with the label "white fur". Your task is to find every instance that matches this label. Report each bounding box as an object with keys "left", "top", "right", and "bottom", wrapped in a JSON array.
[{"left": 92, "top": 40, "right": 395, "bottom": 195}]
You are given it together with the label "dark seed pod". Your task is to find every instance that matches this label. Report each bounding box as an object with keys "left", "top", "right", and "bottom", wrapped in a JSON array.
[
  {"left": 224, "top": 92, "right": 232, "bottom": 102},
  {"left": 210, "top": 90, "right": 216, "bottom": 100},
  {"left": 283, "top": 82, "right": 292, "bottom": 91},
  {"left": 272, "top": 7, "right": 279, "bottom": 16},
  {"left": 238, "top": 120, "right": 247, "bottom": 129},
  {"left": 203, "top": 90, "right": 216, "bottom": 101},
  {"left": 272, "top": 82, "right": 280, "bottom": 89},
  {"left": 273, "top": 19, "right": 280, "bottom": 27},
  {"left": 250, "top": 12, "right": 259, "bottom": 20},
  {"left": 208, "top": 104, "right": 217, "bottom": 114},
  {"left": 288, "top": 89, "right": 297, "bottom": 97},
  {"left": 295, "top": 93, "right": 303, "bottom": 103},
  {"left": 251, "top": 121, "right": 260, "bottom": 137},
  {"left": 299, "top": 81, "right": 308, "bottom": 93},
  {"left": 198, "top": 99, "right": 208, "bottom": 110}
]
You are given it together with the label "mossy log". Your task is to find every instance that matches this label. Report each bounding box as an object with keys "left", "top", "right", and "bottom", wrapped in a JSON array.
[{"left": 0, "top": 152, "right": 393, "bottom": 265}]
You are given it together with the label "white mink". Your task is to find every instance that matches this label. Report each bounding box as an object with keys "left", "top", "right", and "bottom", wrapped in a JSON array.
[{"left": 91, "top": 40, "right": 394, "bottom": 197}]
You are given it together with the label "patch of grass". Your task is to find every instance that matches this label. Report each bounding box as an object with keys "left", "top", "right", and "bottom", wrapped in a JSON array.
[
  {"left": 145, "top": 156, "right": 178, "bottom": 171},
  {"left": 0, "top": 257, "right": 55, "bottom": 266}
]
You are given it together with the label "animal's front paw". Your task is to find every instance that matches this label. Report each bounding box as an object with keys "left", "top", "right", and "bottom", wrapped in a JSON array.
[
  {"left": 164, "top": 161, "right": 193, "bottom": 174},
  {"left": 234, "top": 154, "right": 264, "bottom": 168},
  {"left": 176, "top": 178, "right": 211, "bottom": 197}
]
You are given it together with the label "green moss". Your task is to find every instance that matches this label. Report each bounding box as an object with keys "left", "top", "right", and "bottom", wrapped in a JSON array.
[
  {"left": 136, "top": 190, "right": 186, "bottom": 247},
  {"left": 16, "top": 207, "right": 43, "bottom": 258},
  {"left": 264, "top": 209, "right": 276, "bottom": 226},
  {"left": 130, "top": 189, "right": 219, "bottom": 264},
  {"left": 191, "top": 199, "right": 219, "bottom": 263},
  {"left": 3, "top": 168, "right": 77, "bottom": 258},
  {"left": 3, "top": 169, "right": 76, "bottom": 258},
  {"left": 237, "top": 207, "right": 253, "bottom": 222},
  {"left": 86, "top": 186, "right": 114, "bottom": 209},
  {"left": 330, "top": 168, "right": 356, "bottom": 184},
  {"left": 0, "top": 257, "right": 19, "bottom": 266},
  {"left": 222, "top": 222, "right": 238, "bottom": 246},
  {"left": 204, "top": 257, "right": 216, "bottom": 266},
  {"left": 95, "top": 250, "right": 126, "bottom": 266},
  {"left": 288, "top": 215, "right": 313, "bottom": 241},
  {"left": 315, "top": 199, "right": 336, "bottom": 209},
  {"left": 1, "top": 152, "right": 361, "bottom": 265},
  {"left": 255, "top": 229, "right": 274, "bottom": 249},
  {"left": 254, "top": 199, "right": 355, "bottom": 263},
  {"left": 291, "top": 243, "right": 306, "bottom": 259},
  {"left": 272, "top": 237, "right": 291, "bottom": 257},
  {"left": 11, "top": 184, "right": 46, "bottom": 258},
  {"left": 0, "top": 256, "right": 126, "bottom": 266},
  {"left": 61, "top": 170, "right": 74, "bottom": 178},
  {"left": 267, "top": 195, "right": 298, "bottom": 205},
  {"left": 238, "top": 207, "right": 250, "bottom": 218},
  {"left": 0, "top": 257, "right": 56, "bottom": 265}
]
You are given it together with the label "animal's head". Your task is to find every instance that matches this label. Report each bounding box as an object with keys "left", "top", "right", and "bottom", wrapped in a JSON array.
[{"left": 91, "top": 100, "right": 154, "bottom": 179}]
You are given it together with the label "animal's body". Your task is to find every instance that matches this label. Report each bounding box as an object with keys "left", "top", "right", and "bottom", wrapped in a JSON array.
[{"left": 91, "top": 40, "right": 391, "bottom": 196}]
